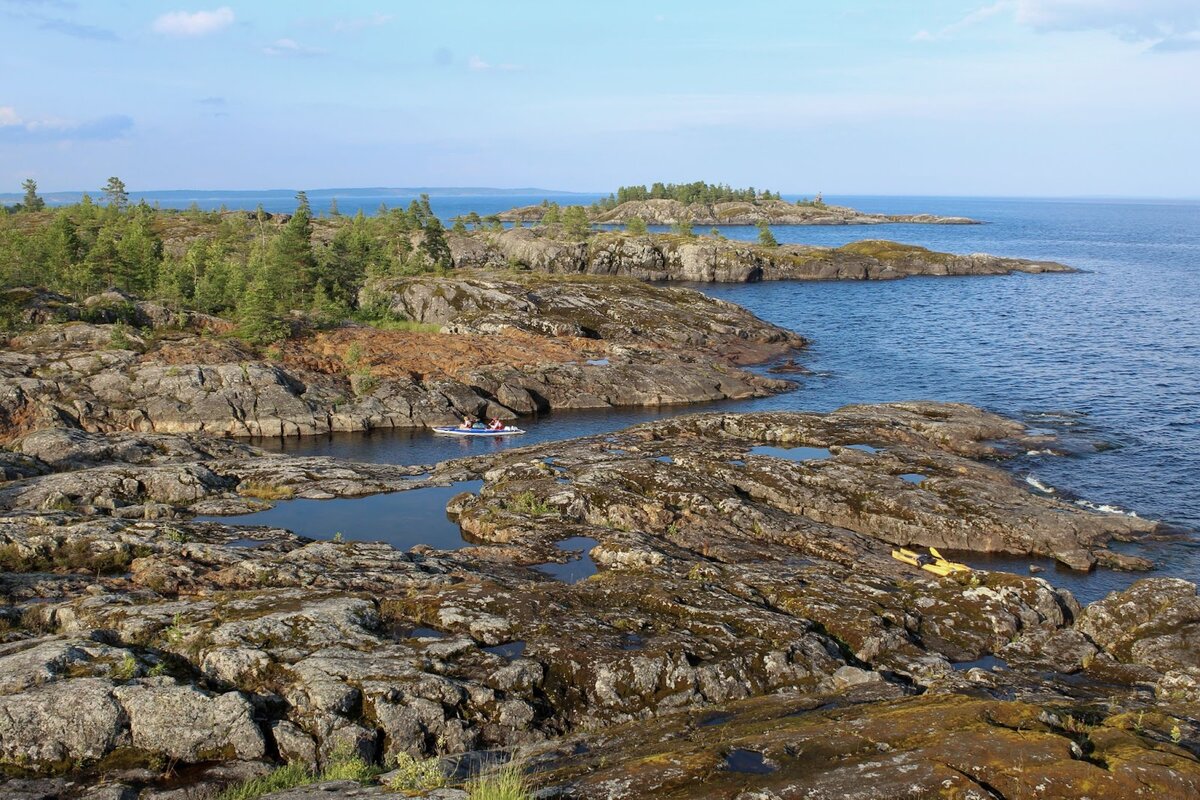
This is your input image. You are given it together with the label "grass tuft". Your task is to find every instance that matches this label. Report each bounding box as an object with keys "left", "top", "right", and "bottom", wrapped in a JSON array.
[
  {"left": 468, "top": 762, "right": 532, "bottom": 800},
  {"left": 214, "top": 763, "right": 311, "bottom": 800},
  {"left": 214, "top": 746, "right": 381, "bottom": 800},
  {"left": 505, "top": 491, "right": 557, "bottom": 517},
  {"left": 237, "top": 481, "right": 295, "bottom": 501}
]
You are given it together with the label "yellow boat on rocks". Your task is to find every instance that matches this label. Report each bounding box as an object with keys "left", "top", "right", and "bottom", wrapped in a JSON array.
[{"left": 891, "top": 547, "right": 971, "bottom": 577}]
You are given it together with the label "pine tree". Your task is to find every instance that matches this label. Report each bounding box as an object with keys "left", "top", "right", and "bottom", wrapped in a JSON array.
[
  {"left": 419, "top": 217, "right": 452, "bottom": 270},
  {"left": 671, "top": 218, "right": 695, "bottom": 238},
  {"left": 267, "top": 193, "right": 317, "bottom": 308},
  {"left": 562, "top": 206, "right": 591, "bottom": 239},
  {"left": 116, "top": 215, "right": 163, "bottom": 293},
  {"left": 238, "top": 270, "right": 289, "bottom": 345},
  {"left": 102, "top": 177, "right": 129, "bottom": 210},
  {"left": 21, "top": 179, "right": 45, "bottom": 212},
  {"left": 39, "top": 213, "right": 81, "bottom": 286},
  {"left": 757, "top": 220, "right": 778, "bottom": 247},
  {"left": 625, "top": 217, "right": 648, "bottom": 235},
  {"left": 80, "top": 226, "right": 122, "bottom": 294}
]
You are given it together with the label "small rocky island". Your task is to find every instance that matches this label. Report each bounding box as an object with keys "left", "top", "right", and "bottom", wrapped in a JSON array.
[
  {"left": 0, "top": 403, "right": 1196, "bottom": 798},
  {"left": 500, "top": 198, "right": 977, "bottom": 226}
]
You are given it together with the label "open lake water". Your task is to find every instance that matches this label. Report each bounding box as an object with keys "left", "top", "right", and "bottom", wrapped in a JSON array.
[{"left": 239, "top": 193, "right": 1197, "bottom": 602}]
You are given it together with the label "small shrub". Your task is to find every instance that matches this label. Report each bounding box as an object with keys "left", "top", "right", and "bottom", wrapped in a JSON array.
[
  {"left": 237, "top": 481, "right": 295, "bottom": 501},
  {"left": 162, "top": 527, "right": 189, "bottom": 544},
  {"left": 320, "top": 744, "right": 380, "bottom": 783},
  {"left": 506, "top": 492, "right": 557, "bottom": 517},
  {"left": 387, "top": 753, "right": 446, "bottom": 792},
  {"left": 364, "top": 318, "right": 441, "bottom": 333},
  {"left": 353, "top": 368, "right": 380, "bottom": 396},
  {"left": 108, "top": 321, "right": 133, "bottom": 350},
  {"left": 343, "top": 342, "right": 363, "bottom": 368},
  {"left": 112, "top": 653, "right": 139, "bottom": 681}
]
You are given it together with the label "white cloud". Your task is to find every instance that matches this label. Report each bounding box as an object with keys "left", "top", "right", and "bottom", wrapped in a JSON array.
[
  {"left": 915, "top": 0, "right": 1200, "bottom": 48},
  {"left": 1015, "top": 0, "right": 1200, "bottom": 40},
  {"left": 0, "top": 106, "right": 133, "bottom": 142},
  {"left": 468, "top": 54, "right": 522, "bottom": 72},
  {"left": 913, "top": 1, "right": 1012, "bottom": 42},
  {"left": 263, "top": 38, "right": 326, "bottom": 58},
  {"left": 152, "top": 7, "right": 234, "bottom": 37}
]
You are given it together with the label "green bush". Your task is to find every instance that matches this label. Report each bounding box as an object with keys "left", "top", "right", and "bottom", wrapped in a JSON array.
[
  {"left": 506, "top": 491, "right": 557, "bottom": 517},
  {"left": 387, "top": 753, "right": 446, "bottom": 792}
]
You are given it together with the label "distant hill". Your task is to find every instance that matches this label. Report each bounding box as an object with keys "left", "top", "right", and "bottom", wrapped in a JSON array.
[{"left": 0, "top": 186, "right": 594, "bottom": 204}]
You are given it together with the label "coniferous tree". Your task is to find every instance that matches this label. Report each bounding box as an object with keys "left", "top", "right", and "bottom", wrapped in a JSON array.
[
  {"left": 21, "top": 179, "right": 45, "bottom": 212},
  {"left": 238, "top": 270, "right": 289, "bottom": 345},
  {"left": 562, "top": 206, "right": 591, "bottom": 239},
  {"left": 102, "top": 177, "right": 129, "bottom": 210},
  {"left": 418, "top": 217, "right": 452, "bottom": 270},
  {"left": 757, "top": 220, "right": 778, "bottom": 247},
  {"left": 40, "top": 213, "right": 81, "bottom": 286},
  {"left": 671, "top": 218, "right": 695, "bottom": 238},
  {"left": 625, "top": 217, "right": 648, "bottom": 235},
  {"left": 267, "top": 193, "right": 317, "bottom": 308}
]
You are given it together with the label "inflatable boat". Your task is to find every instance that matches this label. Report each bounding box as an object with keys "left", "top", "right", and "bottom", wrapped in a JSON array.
[{"left": 433, "top": 426, "right": 527, "bottom": 437}]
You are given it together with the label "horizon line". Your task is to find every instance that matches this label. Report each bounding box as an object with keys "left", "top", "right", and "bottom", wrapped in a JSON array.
[{"left": 2, "top": 187, "right": 1198, "bottom": 203}]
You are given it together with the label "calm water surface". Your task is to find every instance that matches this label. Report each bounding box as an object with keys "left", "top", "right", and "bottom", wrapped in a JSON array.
[{"left": 249, "top": 196, "right": 1199, "bottom": 598}]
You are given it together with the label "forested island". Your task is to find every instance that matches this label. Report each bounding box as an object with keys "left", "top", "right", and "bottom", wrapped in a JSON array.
[{"left": 497, "top": 181, "right": 978, "bottom": 226}]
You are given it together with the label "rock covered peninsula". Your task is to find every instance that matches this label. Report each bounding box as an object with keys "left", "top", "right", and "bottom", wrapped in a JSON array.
[
  {"left": 451, "top": 227, "right": 1073, "bottom": 283},
  {"left": 0, "top": 403, "right": 1196, "bottom": 798},
  {"left": 0, "top": 275, "right": 799, "bottom": 440}
]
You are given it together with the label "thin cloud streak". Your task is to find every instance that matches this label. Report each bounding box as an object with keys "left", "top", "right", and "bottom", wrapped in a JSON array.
[{"left": 152, "top": 6, "right": 234, "bottom": 37}]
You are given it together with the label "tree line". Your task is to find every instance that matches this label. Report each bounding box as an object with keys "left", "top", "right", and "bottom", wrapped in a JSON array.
[
  {"left": 0, "top": 179, "right": 453, "bottom": 344},
  {"left": 592, "top": 182, "right": 784, "bottom": 211}
]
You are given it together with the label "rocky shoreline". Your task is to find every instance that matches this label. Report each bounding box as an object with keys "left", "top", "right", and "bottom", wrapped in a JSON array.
[
  {"left": 498, "top": 198, "right": 979, "bottom": 226},
  {"left": 451, "top": 229, "right": 1073, "bottom": 283},
  {"left": 0, "top": 403, "right": 1196, "bottom": 798}
]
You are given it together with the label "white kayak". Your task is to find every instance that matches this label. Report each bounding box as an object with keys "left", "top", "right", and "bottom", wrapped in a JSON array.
[{"left": 433, "top": 426, "right": 526, "bottom": 437}]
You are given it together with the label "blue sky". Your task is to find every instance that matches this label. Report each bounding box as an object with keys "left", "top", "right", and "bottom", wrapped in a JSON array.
[{"left": 2, "top": 0, "right": 1198, "bottom": 196}]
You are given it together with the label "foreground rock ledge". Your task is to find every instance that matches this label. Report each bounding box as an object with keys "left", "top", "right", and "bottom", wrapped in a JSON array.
[{"left": 0, "top": 403, "right": 1195, "bottom": 798}]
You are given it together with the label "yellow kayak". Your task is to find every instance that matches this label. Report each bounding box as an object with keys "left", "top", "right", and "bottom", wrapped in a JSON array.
[{"left": 891, "top": 547, "right": 971, "bottom": 577}]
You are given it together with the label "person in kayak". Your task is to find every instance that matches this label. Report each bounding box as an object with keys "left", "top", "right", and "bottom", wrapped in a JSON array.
[
  {"left": 460, "top": 415, "right": 475, "bottom": 429},
  {"left": 488, "top": 417, "right": 505, "bottom": 430}
]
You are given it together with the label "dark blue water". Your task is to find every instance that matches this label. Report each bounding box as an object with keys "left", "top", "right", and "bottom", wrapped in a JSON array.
[
  {"left": 251, "top": 195, "right": 1200, "bottom": 595},
  {"left": 197, "top": 481, "right": 483, "bottom": 549}
]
